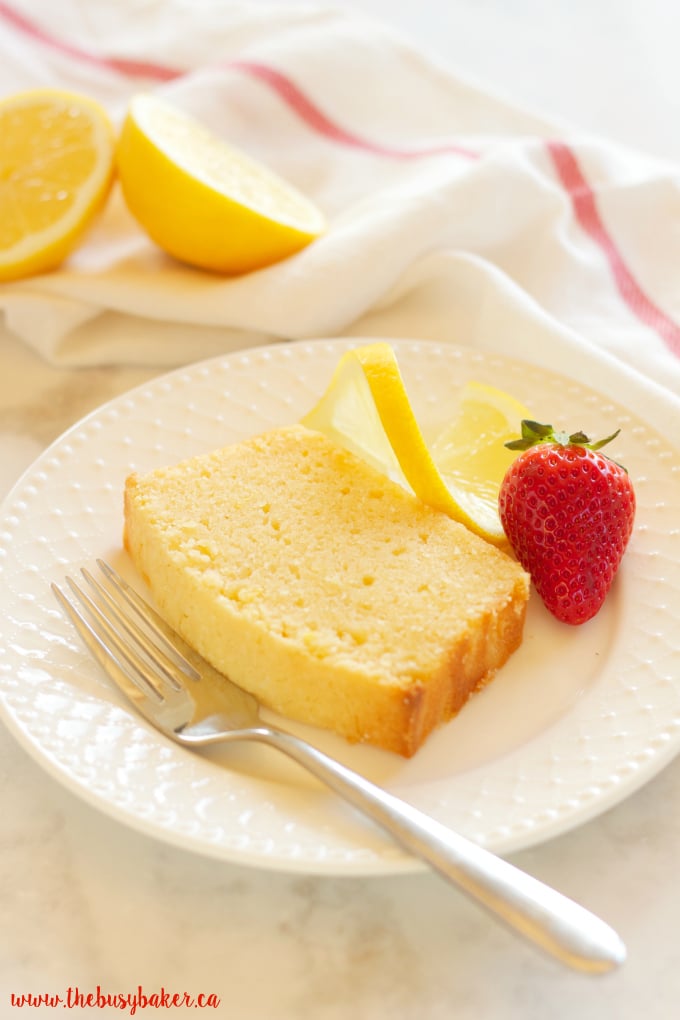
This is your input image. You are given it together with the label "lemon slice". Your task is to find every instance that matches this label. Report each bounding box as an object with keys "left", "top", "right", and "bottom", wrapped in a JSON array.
[
  {"left": 116, "top": 94, "right": 325, "bottom": 274},
  {"left": 302, "top": 343, "right": 529, "bottom": 544},
  {"left": 429, "top": 381, "right": 533, "bottom": 540},
  {"left": 0, "top": 89, "right": 115, "bottom": 282}
]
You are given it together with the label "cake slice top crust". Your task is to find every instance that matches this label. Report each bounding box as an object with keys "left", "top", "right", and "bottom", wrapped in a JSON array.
[{"left": 124, "top": 424, "right": 529, "bottom": 690}]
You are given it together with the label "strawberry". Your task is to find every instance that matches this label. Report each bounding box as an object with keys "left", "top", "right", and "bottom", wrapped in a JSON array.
[{"left": 498, "top": 421, "right": 635, "bottom": 625}]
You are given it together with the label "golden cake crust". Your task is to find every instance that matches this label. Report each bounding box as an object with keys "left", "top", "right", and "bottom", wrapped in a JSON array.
[{"left": 124, "top": 424, "right": 529, "bottom": 756}]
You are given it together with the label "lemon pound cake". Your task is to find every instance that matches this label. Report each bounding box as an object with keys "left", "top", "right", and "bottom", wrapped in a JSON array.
[{"left": 124, "top": 424, "right": 530, "bottom": 757}]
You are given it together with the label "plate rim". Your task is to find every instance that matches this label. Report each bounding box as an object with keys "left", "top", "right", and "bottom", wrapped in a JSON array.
[{"left": 1, "top": 335, "right": 679, "bottom": 875}]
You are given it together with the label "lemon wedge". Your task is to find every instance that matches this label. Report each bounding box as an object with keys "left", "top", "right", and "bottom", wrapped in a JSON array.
[
  {"left": 301, "top": 343, "right": 530, "bottom": 544},
  {"left": 0, "top": 89, "right": 115, "bottom": 282},
  {"left": 116, "top": 94, "right": 325, "bottom": 274}
]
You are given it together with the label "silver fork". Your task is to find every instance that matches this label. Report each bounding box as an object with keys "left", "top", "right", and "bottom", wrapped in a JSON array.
[{"left": 52, "top": 559, "right": 625, "bottom": 975}]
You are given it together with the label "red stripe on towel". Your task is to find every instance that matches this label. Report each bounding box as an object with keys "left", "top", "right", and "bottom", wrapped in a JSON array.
[
  {"left": 0, "top": 3, "right": 478, "bottom": 159},
  {"left": 546, "top": 140, "right": 680, "bottom": 357},
  {"left": 231, "top": 59, "right": 480, "bottom": 160},
  {"left": 1, "top": 2, "right": 678, "bottom": 356},
  {"left": 0, "top": 1, "right": 181, "bottom": 80}
]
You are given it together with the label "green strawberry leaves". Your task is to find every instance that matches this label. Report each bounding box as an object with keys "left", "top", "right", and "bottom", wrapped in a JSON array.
[{"left": 505, "top": 420, "right": 625, "bottom": 468}]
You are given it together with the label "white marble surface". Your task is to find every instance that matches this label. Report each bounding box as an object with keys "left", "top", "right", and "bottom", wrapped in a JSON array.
[{"left": 2, "top": 2, "right": 680, "bottom": 1017}]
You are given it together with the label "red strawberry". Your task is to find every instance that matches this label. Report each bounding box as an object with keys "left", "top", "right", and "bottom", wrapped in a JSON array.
[{"left": 498, "top": 421, "right": 635, "bottom": 625}]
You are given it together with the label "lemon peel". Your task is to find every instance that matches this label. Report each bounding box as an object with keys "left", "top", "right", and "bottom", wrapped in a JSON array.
[{"left": 302, "top": 343, "right": 530, "bottom": 544}]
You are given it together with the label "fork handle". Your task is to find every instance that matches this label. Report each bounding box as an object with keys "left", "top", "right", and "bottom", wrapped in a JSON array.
[{"left": 242, "top": 725, "right": 625, "bottom": 974}]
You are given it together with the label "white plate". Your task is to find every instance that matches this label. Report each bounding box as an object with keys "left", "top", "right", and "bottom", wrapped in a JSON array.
[{"left": 1, "top": 338, "right": 678, "bottom": 875}]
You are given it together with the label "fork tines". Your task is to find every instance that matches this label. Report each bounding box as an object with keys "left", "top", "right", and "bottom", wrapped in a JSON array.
[{"left": 52, "top": 560, "right": 196, "bottom": 703}]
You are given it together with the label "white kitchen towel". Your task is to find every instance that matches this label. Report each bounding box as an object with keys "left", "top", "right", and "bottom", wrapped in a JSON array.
[{"left": 0, "top": 0, "right": 679, "bottom": 422}]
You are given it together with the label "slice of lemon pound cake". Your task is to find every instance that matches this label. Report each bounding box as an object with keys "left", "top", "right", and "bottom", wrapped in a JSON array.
[{"left": 124, "top": 424, "right": 529, "bottom": 757}]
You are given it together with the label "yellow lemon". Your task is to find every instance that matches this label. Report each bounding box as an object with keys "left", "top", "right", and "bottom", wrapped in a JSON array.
[
  {"left": 429, "top": 380, "right": 533, "bottom": 540},
  {"left": 116, "top": 94, "right": 325, "bottom": 274},
  {"left": 301, "top": 343, "right": 530, "bottom": 544},
  {"left": 0, "top": 89, "right": 115, "bottom": 282}
]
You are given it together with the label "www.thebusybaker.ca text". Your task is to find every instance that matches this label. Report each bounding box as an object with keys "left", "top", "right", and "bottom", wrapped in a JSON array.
[{"left": 10, "top": 986, "right": 221, "bottom": 1013}]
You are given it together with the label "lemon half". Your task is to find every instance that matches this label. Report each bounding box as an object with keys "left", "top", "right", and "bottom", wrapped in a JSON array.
[
  {"left": 116, "top": 94, "right": 325, "bottom": 274},
  {"left": 0, "top": 89, "right": 115, "bottom": 281},
  {"left": 302, "top": 343, "right": 530, "bottom": 544}
]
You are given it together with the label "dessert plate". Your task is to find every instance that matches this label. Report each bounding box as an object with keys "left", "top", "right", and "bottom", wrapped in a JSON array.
[{"left": 0, "top": 338, "right": 678, "bottom": 875}]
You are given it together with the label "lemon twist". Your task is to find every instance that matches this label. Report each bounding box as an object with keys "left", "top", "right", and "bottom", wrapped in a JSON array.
[{"left": 302, "top": 343, "right": 530, "bottom": 544}]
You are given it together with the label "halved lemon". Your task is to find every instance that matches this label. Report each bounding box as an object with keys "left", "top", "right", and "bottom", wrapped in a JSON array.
[
  {"left": 116, "top": 94, "right": 325, "bottom": 274},
  {"left": 0, "top": 89, "right": 115, "bottom": 282},
  {"left": 302, "top": 343, "right": 530, "bottom": 544}
]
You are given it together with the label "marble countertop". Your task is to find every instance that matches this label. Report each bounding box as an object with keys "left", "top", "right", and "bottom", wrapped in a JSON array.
[
  {"left": 2, "top": 3, "right": 680, "bottom": 1017},
  {"left": 4, "top": 299, "right": 680, "bottom": 1019}
]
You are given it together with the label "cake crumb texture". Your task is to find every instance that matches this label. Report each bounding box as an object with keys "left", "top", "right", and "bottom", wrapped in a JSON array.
[{"left": 124, "top": 424, "right": 529, "bottom": 756}]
